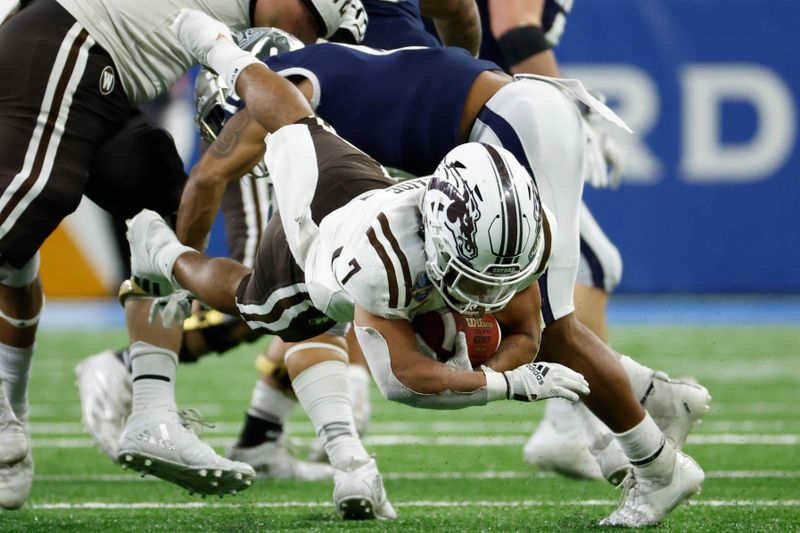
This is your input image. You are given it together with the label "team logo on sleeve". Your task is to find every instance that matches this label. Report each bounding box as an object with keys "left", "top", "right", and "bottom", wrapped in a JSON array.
[
  {"left": 411, "top": 272, "right": 433, "bottom": 302},
  {"left": 99, "top": 66, "right": 115, "bottom": 95},
  {"left": 428, "top": 161, "right": 482, "bottom": 261}
]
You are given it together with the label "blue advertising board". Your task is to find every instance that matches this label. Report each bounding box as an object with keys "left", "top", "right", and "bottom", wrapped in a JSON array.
[{"left": 556, "top": 0, "right": 799, "bottom": 292}]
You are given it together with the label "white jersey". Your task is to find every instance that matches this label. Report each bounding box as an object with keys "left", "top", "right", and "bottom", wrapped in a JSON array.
[
  {"left": 305, "top": 178, "right": 446, "bottom": 323},
  {"left": 55, "top": 0, "right": 251, "bottom": 105}
]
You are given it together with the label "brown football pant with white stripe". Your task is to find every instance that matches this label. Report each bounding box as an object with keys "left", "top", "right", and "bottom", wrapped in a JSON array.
[{"left": 0, "top": 0, "right": 185, "bottom": 271}]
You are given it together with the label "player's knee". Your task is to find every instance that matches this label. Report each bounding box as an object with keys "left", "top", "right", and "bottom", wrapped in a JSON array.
[
  {"left": 0, "top": 253, "right": 40, "bottom": 289},
  {"left": 0, "top": 253, "right": 44, "bottom": 329}
]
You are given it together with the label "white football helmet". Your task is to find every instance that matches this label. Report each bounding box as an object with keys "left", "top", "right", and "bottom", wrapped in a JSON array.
[{"left": 422, "top": 143, "right": 546, "bottom": 316}]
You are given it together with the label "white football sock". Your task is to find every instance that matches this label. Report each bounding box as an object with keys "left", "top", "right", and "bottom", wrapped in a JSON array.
[
  {"left": 248, "top": 379, "right": 296, "bottom": 423},
  {"left": 619, "top": 355, "right": 655, "bottom": 402},
  {"left": 614, "top": 413, "right": 665, "bottom": 467},
  {"left": 292, "top": 360, "right": 370, "bottom": 470},
  {"left": 0, "top": 342, "right": 33, "bottom": 416},
  {"left": 129, "top": 341, "right": 178, "bottom": 414},
  {"left": 347, "top": 364, "right": 371, "bottom": 435}
]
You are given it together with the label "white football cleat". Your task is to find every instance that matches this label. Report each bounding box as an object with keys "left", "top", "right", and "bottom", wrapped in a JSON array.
[
  {"left": 333, "top": 457, "right": 396, "bottom": 520},
  {"left": 642, "top": 372, "right": 712, "bottom": 448},
  {"left": 126, "top": 209, "right": 192, "bottom": 297},
  {"left": 523, "top": 399, "right": 603, "bottom": 480},
  {"left": 600, "top": 446, "right": 704, "bottom": 527},
  {"left": 75, "top": 350, "right": 132, "bottom": 460},
  {"left": 0, "top": 378, "right": 28, "bottom": 466},
  {"left": 171, "top": 8, "right": 234, "bottom": 65},
  {"left": 227, "top": 439, "right": 334, "bottom": 480},
  {"left": 0, "top": 412, "right": 32, "bottom": 510},
  {"left": 118, "top": 408, "right": 255, "bottom": 496}
]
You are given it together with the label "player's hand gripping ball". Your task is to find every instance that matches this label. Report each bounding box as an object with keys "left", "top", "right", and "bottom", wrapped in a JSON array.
[{"left": 412, "top": 308, "right": 501, "bottom": 369}]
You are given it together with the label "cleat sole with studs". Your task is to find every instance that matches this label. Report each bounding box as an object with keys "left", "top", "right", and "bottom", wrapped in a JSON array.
[
  {"left": 338, "top": 497, "right": 376, "bottom": 520},
  {"left": 116, "top": 449, "right": 254, "bottom": 496}
]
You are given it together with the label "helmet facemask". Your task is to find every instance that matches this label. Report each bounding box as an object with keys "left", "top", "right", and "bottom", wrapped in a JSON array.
[{"left": 194, "top": 69, "right": 229, "bottom": 144}]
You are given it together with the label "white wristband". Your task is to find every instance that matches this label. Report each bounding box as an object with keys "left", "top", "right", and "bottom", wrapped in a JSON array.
[
  {"left": 205, "top": 42, "right": 265, "bottom": 91},
  {"left": 484, "top": 370, "right": 509, "bottom": 402}
]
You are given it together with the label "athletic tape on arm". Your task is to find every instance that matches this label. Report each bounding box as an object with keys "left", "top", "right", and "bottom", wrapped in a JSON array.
[{"left": 263, "top": 124, "right": 320, "bottom": 266}]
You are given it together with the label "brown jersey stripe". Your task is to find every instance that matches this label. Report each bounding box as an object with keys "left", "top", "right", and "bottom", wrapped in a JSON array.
[
  {"left": 0, "top": 27, "right": 90, "bottom": 227},
  {"left": 377, "top": 212, "right": 412, "bottom": 308},
  {"left": 367, "top": 225, "right": 399, "bottom": 309}
]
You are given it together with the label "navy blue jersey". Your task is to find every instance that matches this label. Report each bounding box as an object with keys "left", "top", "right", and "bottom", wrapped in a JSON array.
[
  {"left": 362, "top": 0, "right": 440, "bottom": 49},
  {"left": 262, "top": 44, "right": 499, "bottom": 175}
]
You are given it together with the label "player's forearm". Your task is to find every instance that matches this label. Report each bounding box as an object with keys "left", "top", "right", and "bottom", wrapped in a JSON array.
[
  {"left": 235, "top": 64, "right": 314, "bottom": 133},
  {"left": 421, "top": 0, "right": 482, "bottom": 56},
  {"left": 509, "top": 48, "right": 561, "bottom": 77},
  {"left": 393, "top": 354, "right": 487, "bottom": 394},
  {"left": 175, "top": 174, "right": 227, "bottom": 249},
  {"left": 483, "top": 332, "right": 539, "bottom": 371}
]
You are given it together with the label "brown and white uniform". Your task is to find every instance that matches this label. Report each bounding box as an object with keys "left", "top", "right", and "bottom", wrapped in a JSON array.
[
  {"left": 234, "top": 118, "right": 393, "bottom": 342},
  {"left": 0, "top": 0, "right": 254, "bottom": 270}
]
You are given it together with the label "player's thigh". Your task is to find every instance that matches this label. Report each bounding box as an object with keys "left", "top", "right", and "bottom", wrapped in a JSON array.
[
  {"left": 0, "top": 2, "right": 131, "bottom": 267},
  {"left": 235, "top": 214, "right": 336, "bottom": 342},
  {"left": 470, "top": 79, "right": 585, "bottom": 324},
  {"left": 85, "top": 111, "right": 186, "bottom": 221}
]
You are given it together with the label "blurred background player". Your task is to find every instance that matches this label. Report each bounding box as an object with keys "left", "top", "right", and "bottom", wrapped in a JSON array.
[
  {"left": 473, "top": 0, "right": 712, "bottom": 482},
  {"left": 0, "top": 0, "right": 349, "bottom": 508}
]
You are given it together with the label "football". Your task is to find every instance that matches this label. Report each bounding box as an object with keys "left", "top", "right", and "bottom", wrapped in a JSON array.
[{"left": 412, "top": 308, "right": 502, "bottom": 368}]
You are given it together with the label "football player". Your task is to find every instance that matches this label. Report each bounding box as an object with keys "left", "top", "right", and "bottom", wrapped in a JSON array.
[
  {"left": 0, "top": 0, "right": 351, "bottom": 507},
  {"left": 221, "top": 25, "right": 709, "bottom": 483},
  {"left": 129, "top": 15, "right": 705, "bottom": 527}
]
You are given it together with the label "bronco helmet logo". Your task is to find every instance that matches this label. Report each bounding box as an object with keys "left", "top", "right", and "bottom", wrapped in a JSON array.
[{"left": 427, "top": 161, "right": 482, "bottom": 261}]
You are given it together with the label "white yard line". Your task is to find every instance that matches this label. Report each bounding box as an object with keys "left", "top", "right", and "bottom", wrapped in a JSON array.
[
  {"left": 28, "top": 499, "right": 800, "bottom": 510},
  {"left": 34, "top": 470, "right": 800, "bottom": 482},
  {"left": 31, "top": 433, "right": 800, "bottom": 449},
  {"left": 29, "top": 420, "right": 797, "bottom": 435}
]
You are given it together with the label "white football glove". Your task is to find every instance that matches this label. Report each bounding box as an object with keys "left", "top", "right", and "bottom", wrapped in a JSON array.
[
  {"left": 328, "top": 0, "right": 368, "bottom": 44},
  {"left": 148, "top": 289, "right": 194, "bottom": 328},
  {"left": 499, "top": 362, "right": 590, "bottom": 402},
  {"left": 416, "top": 332, "right": 473, "bottom": 371},
  {"left": 582, "top": 93, "right": 625, "bottom": 189},
  {"left": 444, "top": 332, "right": 472, "bottom": 372}
]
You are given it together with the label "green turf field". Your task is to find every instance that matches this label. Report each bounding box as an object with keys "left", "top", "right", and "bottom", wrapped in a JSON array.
[{"left": 2, "top": 326, "right": 799, "bottom": 532}]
